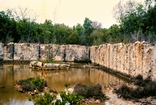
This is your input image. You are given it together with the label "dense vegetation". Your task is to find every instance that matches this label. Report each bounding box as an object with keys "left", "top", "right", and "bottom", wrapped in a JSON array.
[
  {"left": 1, "top": 0, "right": 156, "bottom": 45},
  {"left": 30, "top": 92, "right": 83, "bottom": 105},
  {"left": 114, "top": 75, "right": 156, "bottom": 100},
  {"left": 16, "top": 77, "right": 47, "bottom": 92},
  {"left": 74, "top": 83, "right": 107, "bottom": 101},
  {"left": 16, "top": 77, "right": 107, "bottom": 105}
]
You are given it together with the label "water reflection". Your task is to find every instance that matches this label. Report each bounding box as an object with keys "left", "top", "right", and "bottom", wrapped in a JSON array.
[{"left": 0, "top": 63, "right": 126, "bottom": 105}]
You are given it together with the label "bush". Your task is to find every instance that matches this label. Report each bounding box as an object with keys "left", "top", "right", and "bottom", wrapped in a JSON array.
[
  {"left": 29, "top": 91, "right": 83, "bottom": 105},
  {"left": 73, "top": 83, "right": 107, "bottom": 101},
  {"left": 114, "top": 75, "right": 156, "bottom": 100},
  {"left": 29, "top": 92, "right": 56, "bottom": 105},
  {"left": 114, "top": 84, "right": 134, "bottom": 99},
  {"left": 16, "top": 77, "right": 47, "bottom": 92},
  {"left": 30, "top": 77, "right": 47, "bottom": 92},
  {"left": 59, "top": 91, "right": 83, "bottom": 105}
]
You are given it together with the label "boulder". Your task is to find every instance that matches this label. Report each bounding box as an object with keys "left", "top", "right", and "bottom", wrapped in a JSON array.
[
  {"left": 29, "top": 61, "right": 43, "bottom": 68},
  {"left": 30, "top": 61, "right": 70, "bottom": 70},
  {"left": 43, "top": 63, "right": 59, "bottom": 70},
  {"left": 59, "top": 64, "right": 70, "bottom": 70}
]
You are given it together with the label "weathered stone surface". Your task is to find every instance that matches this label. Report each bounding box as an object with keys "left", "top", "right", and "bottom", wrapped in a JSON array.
[
  {"left": 43, "top": 63, "right": 70, "bottom": 70},
  {"left": 1, "top": 42, "right": 156, "bottom": 80},
  {"left": 4, "top": 42, "right": 14, "bottom": 60},
  {"left": 0, "top": 43, "right": 4, "bottom": 60},
  {"left": 40, "top": 44, "right": 65, "bottom": 61},
  {"left": 59, "top": 64, "right": 70, "bottom": 70},
  {"left": 29, "top": 61, "right": 43, "bottom": 68},
  {"left": 30, "top": 61, "right": 70, "bottom": 70},
  {"left": 40, "top": 44, "right": 89, "bottom": 61},
  {"left": 14, "top": 43, "right": 39, "bottom": 60},
  {"left": 65, "top": 45, "right": 89, "bottom": 61},
  {"left": 90, "top": 42, "right": 156, "bottom": 80},
  {"left": 1, "top": 43, "right": 90, "bottom": 61},
  {"left": 43, "top": 63, "right": 60, "bottom": 70}
]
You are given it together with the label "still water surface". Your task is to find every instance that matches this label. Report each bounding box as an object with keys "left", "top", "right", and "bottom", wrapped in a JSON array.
[{"left": 0, "top": 63, "right": 127, "bottom": 105}]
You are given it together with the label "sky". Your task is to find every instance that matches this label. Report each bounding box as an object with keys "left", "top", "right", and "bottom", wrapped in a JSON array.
[{"left": 0, "top": 0, "right": 143, "bottom": 28}]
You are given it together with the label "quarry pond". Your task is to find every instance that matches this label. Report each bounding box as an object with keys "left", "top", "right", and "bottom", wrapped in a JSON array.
[{"left": 0, "top": 63, "right": 128, "bottom": 105}]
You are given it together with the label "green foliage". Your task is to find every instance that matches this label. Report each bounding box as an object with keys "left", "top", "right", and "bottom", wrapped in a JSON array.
[
  {"left": 16, "top": 77, "right": 47, "bottom": 92},
  {"left": 75, "top": 23, "right": 84, "bottom": 36},
  {"left": 74, "top": 83, "right": 107, "bottom": 101},
  {"left": 114, "top": 75, "right": 156, "bottom": 100},
  {"left": 30, "top": 77, "right": 46, "bottom": 92},
  {"left": 64, "top": 83, "right": 70, "bottom": 88},
  {"left": 66, "top": 30, "right": 81, "bottom": 44},
  {"left": 30, "top": 91, "right": 83, "bottom": 105},
  {"left": 2, "top": 1, "right": 156, "bottom": 45},
  {"left": 59, "top": 91, "right": 83, "bottom": 105},
  {"left": 82, "top": 17, "right": 94, "bottom": 45},
  {"left": 0, "top": 10, "right": 16, "bottom": 43},
  {"left": 29, "top": 92, "right": 56, "bottom": 105},
  {"left": 53, "top": 24, "right": 72, "bottom": 44},
  {"left": 0, "top": 9, "right": 127, "bottom": 45},
  {"left": 114, "top": 0, "right": 156, "bottom": 43},
  {"left": 17, "top": 78, "right": 34, "bottom": 92}
]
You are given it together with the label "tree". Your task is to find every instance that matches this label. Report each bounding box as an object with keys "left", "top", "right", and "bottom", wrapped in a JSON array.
[
  {"left": 108, "top": 24, "right": 121, "bottom": 43},
  {"left": 75, "top": 24, "right": 84, "bottom": 36},
  {"left": 90, "top": 21, "right": 103, "bottom": 45},
  {"left": 12, "top": 7, "right": 38, "bottom": 43},
  {"left": 39, "top": 20, "right": 53, "bottom": 44},
  {"left": 0, "top": 10, "right": 16, "bottom": 43},
  {"left": 82, "top": 17, "right": 94, "bottom": 45},
  {"left": 66, "top": 30, "right": 80, "bottom": 44},
  {"left": 53, "top": 24, "right": 72, "bottom": 44}
]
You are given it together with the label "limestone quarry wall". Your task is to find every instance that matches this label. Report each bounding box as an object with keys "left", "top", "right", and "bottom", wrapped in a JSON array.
[
  {"left": 0, "top": 43, "right": 89, "bottom": 62},
  {"left": 90, "top": 41, "right": 156, "bottom": 80},
  {"left": 0, "top": 42, "right": 156, "bottom": 80}
]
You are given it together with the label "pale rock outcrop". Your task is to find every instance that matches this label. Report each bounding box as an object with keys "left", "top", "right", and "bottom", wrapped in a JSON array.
[
  {"left": 43, "top": 63, "right": 70, "bottom": 70},
  {"left": 59, "top": 64, "right": 70, "bottom": 70},
  {"left": 65, "top": 45, "right": 89, "bottom": 61},
  {"left": 40, "top": 44, "right": 65, "bottom": 61},
  {"left": 14, "top": 43, "right": 39, "bottom": 60},
  {"left": 29, "top": 61, "right": 43, "bottom": 68},
  {"left": 29, "top": 61, "right": 70, "bottom": 70},
  {"left": 0, "top": 43, "right": 4, "bottom": 60},
  {"left": 4, "top": 42, "right": 14, "bottom": 60},
  {"left": 39, "top": 44, "right": 89, "bottom": 61},
  {"left": 90, "top": 42, "right": 156, "bottom": 80},
  {"left": 43, "top": 63, "right": 60, "bottom": 70},
  {"left": 1, "top": 42, "right": 156, "bottom": 80}
]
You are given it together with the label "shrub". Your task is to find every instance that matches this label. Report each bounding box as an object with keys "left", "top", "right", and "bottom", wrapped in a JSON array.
[
  {"left": 30, "top": 77, "right": 47, "bottom": 92},
  {"left": 73, "top": 83, "right": 107, "bottom": 101},
  {"left": 29, "top": 92, "right": 56, "bottom": 105},
  {"left": 16, "top": 77, "right": 47, "bottom": 92},
  {"left": 114, "top": 75, "right": 156, "bottom": 100},
  {"left": 29, "top": 91, "right": 83, "bottom": 105},
  {"left": 59, "top": 91, "right": 83, "bottom": 105},
  {"left": 114, "top": 84, "right": 134, "bottom": 99}
]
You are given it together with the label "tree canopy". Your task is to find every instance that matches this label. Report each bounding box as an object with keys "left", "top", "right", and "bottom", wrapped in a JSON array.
[
  {"left": 1, "top": 0, "right": 156, "bottom": 45},
  {"left": 113, "top": 0, "right": 156, "bottom": 43}
]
